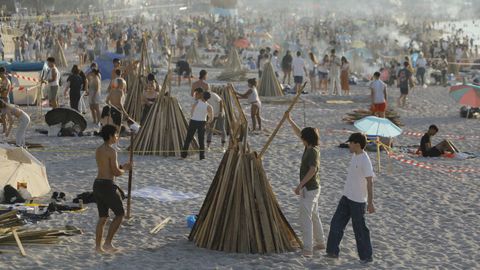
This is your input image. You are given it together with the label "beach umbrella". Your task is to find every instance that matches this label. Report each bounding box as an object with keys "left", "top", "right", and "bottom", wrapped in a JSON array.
[
  {"left": 449, "top": 84, "right": 480, "bottom": 108},
  {"left": 45, "top": 108, "right": 87, "bottom": 132},
  {"left": 0, "top": 144, "right": 50, "bottom": 197},
  {"left": 351, "top": 40, "right": 366, "bottom": 49},
  {"left": 233, "top": 38, "right": 250, "bottom": 49},
  {"left": 354, "top": 116, "right": 402, "bottom": 138},
  {"left": 354, "top": 116, "right": 402, "bottom": 172}
]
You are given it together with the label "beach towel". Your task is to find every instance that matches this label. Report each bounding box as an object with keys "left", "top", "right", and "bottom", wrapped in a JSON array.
[{"left": 131, "top": 187, "right": 200, "bottom": 202}]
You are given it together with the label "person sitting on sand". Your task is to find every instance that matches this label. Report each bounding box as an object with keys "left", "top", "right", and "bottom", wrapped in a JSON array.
[
  {"left": 94, "top": 125, "right": 132, "bottom": 253},
  {"left": 420, "top": 125, "right": 459, "bottom": 157}
]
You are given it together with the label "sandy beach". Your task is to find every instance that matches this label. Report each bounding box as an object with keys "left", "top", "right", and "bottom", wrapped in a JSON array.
[{"left": 1, "top": 60, "right": 479, "bottom": 269}]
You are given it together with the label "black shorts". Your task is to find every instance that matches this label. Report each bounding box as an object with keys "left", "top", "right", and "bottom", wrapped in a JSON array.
[
  {"left": 93, "top": 179, "right": 125, "bottom": 217},
  {"left": 110, "top": 107, "right": 122, "bottom": 126},
  {"left": 423, "top": 147, "right": 442, "bottom": 157},
  {"left": 177, "top": 67, "right": 192, "bottom": 77},
  {"left": 294, "top": 76, "right": 303, "bottom": 84},
  {"left": 400, "top": 87, "right": 409, "bottom": 95}
]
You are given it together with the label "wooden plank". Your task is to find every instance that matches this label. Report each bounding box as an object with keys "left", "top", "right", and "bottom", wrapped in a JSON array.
[
  {"left": 150, "top": 217, "right": 172, "bottom": 234},
  {"left": 12, "top": 229, "right": 26, "bottom": 256}
]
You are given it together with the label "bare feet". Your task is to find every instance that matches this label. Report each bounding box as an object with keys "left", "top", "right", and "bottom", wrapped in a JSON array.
[
  {"left": 95, "top": 246, "right": 105, "bottom": 254},
  {"left": 103, "top": 243, "right": 120, "bottom": 253},
  {"left": 302, "top": 250, "right": 313, "bottom": 257},
  {"left": 314, "top": 244, "right": 326, "bottom": 251}
]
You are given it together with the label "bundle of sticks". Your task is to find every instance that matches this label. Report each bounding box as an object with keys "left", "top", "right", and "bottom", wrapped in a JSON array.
[
  {"left": 258, "top": 62, "right": 283, "bottom": 97},
  {"left": 124, "top": 38, "right": 151, "bottom": 123},
  {"left": 0, "top": 225, "right": 82, "bottom": 246},
  {"left": 189, "top": 86, "right": 302, "bottom": 253},
  {"left": 131, "top": 71, "right": 198, "bottom": 156},
  {"left": 0, "top": 211, "right": 25, "bottom": 228},
  {"left": 343, "top": 109, "right": 404, "bottom": 126},
  {"left": 211, "top": 84, "right": 242, "bottom": 135},
  {"left": 217, "top": 48, "right": 247, "bottom": 81}
]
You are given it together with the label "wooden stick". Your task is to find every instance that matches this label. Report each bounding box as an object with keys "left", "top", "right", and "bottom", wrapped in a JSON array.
[
  {"left": 12, "top": 229, "right": 26, "bottom": 256},
  {"left": 126, "top": 131, "right": 134, "bottom": 219},
  {"left": 258, "top": 82, "right": 307, "bottom": 159},
  {"left": 150, "top": 217, "right": 171, "bottom": 234}
]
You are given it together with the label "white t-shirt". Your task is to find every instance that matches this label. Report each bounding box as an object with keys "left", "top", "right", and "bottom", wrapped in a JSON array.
[
  {"left": 370, "top": 80, "right": 387, "bottom": 104},
  {"left": 292, "top": 57, "right": 305, "bottom": 77},
  {"left": 271, "top": 56, "right": 280, "bottom": 73},
  {"left": 247, "top": 87, "right": 260, "bottom": 104},
  {"left": 343, "top": 151, "right": 375, "bottom": 203},
  {"left": 209, "top": 92, "right": 222, "bottom": 117},
  {"left": 416, "top": 58, "right": 427, "bottom": 68}
]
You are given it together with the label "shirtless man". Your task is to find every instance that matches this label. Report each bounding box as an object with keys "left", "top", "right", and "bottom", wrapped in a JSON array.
[
  {"left": 191, "top": 70, "right": 209, "bottom": 96},
  {"left": 105, "top": 78, "right": 129, "bottom": 131},
  {"left": 93, "top": 125, "right": 132, "bottom": 253},
  {"left": 107, "top": 59, "right": 122, "bottom": 94}
]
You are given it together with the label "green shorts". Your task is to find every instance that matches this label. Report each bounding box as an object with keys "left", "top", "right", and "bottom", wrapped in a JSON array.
[{"left": 48, "top": 86, "right": 59, "bottom": 101}]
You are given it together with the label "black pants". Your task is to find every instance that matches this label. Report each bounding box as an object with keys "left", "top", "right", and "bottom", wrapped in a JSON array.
[
  {"left": 182, "top": 120, "right": 206, "bottom": 159},
  {"left": 70, "top": 92, "right": 81, "bottom": 112}
]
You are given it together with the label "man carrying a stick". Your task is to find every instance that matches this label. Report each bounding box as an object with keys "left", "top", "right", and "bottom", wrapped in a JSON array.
[{"left": 94, "top": 125, "right": 131, "bottom": 253}]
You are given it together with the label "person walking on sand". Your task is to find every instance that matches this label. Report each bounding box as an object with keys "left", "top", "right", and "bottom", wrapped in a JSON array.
[
  {"left": 191, "top": 70, "right": 209, "bottom": 97},
  {"left": 181, "top": 89, "right": 213, "bottom": 160},
  {"left": 326, "top": 133, "right": 375, "bottom": 264},
  {"left": 237, "top": 78, "right": 262, "bottom": 132},
  {"left": 0, "top": 100, "right": 30, "bottom": 147},
  {"left": 206, "top": 89, "right": 226, "bottom": 152},
  {"left": 370, "top": 72, "right": 388, "bottom": 118},
  {"left": 45, "top": 57, "right": 60, "bottom": 109},
  {"left": 285, "top": 112, "right": 325, "bottom": 257},
  {"left": 94, "top": 125, "right": 132, "bottom": 253},
  {"left": 397, "top": 61, "right": 414, "bottom": 108},
  {"left": 340, "top": 56, "right": 350, "bottom": 96},
  {"left": 329, "top": 49, "right": 342, "bottom": 96},
  {"left": 292, "top": 51, "right": 307, "bottom": 94}
]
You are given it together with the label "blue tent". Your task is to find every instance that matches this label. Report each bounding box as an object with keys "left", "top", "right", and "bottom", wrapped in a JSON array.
[
  {"left": 0, "top": 61, "right": 45, "bottom": 72},
  {"left": 93, "top": 52, "right": 125, "bottom": 81}
]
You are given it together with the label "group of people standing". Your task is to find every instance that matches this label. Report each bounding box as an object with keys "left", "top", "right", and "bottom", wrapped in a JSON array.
[{"left": 278, "top": 49, "right": 351, "bottom": 95}]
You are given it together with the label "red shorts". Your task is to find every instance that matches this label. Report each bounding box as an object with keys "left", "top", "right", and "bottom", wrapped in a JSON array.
[{"left": 371, "top": 102, "right": 387, "bottom": 113}]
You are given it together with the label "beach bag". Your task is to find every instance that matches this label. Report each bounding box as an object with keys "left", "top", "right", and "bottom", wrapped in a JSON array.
[{"left": 3, "top": 185, "right": 26, "bottom": 204}]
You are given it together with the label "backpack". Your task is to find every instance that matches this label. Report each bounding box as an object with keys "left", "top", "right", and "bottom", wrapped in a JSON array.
[{"left": 3, "top": 185, "right": 25, "bottom": 204}]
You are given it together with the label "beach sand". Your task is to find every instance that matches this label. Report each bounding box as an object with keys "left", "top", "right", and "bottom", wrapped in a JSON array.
[{"left": 0, "top": 64, "right": 479, "bottom": 270}]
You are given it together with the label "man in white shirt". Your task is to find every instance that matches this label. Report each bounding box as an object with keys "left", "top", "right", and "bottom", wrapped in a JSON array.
[
  {"left": 326, "top": 133, "right": 375, "bottom": 264},
  {"left": 370, "top": 72, "right": 387, "bottom": 118},
  {"left": 415, "top": 53, "right": 427, "bottom": 87},
  {"left": 329, "top": 49, "right": 342, "bottom": 95},
  {"left": 292, "top": 51, "right": 307, "bottom": 93},
  {"left": 206, "top": 90, "right": 225, "bottom": 151}
]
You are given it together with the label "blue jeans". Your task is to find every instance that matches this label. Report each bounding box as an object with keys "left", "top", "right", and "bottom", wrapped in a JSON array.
[{"left": 326, "top": 196, "right": 372, "bottom": 260}]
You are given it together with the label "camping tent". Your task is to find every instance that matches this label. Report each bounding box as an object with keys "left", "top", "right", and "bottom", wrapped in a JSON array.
[
  {"left": 0, "top": 144, "right": 50, "bottom": 197},
  {"left": 94, "top": 52, "right": 125, "bottom": 81}
]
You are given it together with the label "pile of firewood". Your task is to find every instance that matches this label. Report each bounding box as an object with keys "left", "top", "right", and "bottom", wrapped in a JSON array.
[
  {"left": 343, "top": 109, "right": 404, "bottom": 126},
  {"left": 258, "top": 62, "right": 283, "bottom": 97},
  {"left": 217, "top": 48, "right": 247, "bottom": 81}
]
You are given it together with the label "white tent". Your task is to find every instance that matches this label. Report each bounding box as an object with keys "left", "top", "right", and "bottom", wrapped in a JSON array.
[{"left": 0, "top": 144, "right": 50, "bottom": 198}]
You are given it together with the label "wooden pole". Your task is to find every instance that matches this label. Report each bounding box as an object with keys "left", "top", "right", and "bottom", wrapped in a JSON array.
[
  {"left": 258, "top": 82, "right": 307, "bottom": 159},
  {"left": 376, "top": 136, "right": 381, "bottom": 173},
  {"left": 12, "top": 229, "right": 26, "bottom": 256},
  {"left": 126, "top": 131, "right": 134, "bottom": 219}
]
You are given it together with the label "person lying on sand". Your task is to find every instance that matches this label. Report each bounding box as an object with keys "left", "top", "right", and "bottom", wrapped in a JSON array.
[{"left": 420, "top": 125, "right": 460, "bottom": 157}]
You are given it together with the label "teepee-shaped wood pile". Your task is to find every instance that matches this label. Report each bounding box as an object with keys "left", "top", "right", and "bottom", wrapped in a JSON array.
[
  {"left": 131, "top": 71, "right": 198, "bottom": 156},
  {"left": 186, "top": 43, "right": 204, "bottom": 66},
  {"left": 124, "top": 38, "right": 151, "bottom": 123},
  {"left": 258, "top": 62, "right": 284, "bottom": 97},
  {"left": 211, "top": 83, "right": 241, "bottom": 135},
  {"left": 217, "top": 48, "right": 247, "bottom": 81},
  {"left": 189, "top": 86, "right": 303, "bottom": 253},
  {"left": 52, "top": 38, "right": 68, "bottom": 68}
]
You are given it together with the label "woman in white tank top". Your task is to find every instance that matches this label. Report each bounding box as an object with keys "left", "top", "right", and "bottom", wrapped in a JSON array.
[{"left": 237, "top": 78, "right": 262, "bottom": 131}]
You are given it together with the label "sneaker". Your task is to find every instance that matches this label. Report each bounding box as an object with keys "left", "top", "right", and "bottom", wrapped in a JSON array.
[
  {"left": 325, "top": 253, "right": 339, "bottom": 259},
  {"left": 360, "top": 258, "right": 373, "bottom": 264}
]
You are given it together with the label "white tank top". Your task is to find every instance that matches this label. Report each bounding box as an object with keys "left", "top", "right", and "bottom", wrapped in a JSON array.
[
  {"left": 191, "top": 100, "right": 208, "bottom": 121},
  {"left": 248, "top": 87, "right": 260, "bottom": 104},
  {"left": 47, "top": 66, "right": 60, "bottom": 86}
]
